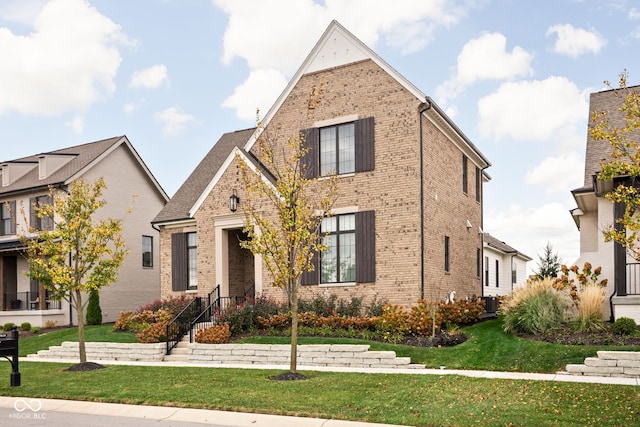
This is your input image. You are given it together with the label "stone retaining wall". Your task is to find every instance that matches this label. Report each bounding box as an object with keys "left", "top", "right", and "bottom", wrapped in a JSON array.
[
  {"left": 28, "top": 341, "right": 166, "bottom": 362},
  {"left": 564, "top": 351, "right": 640, "bottom": 378},
  {"left": 188, "top": 343, "right": 425, "bottom": 369}
]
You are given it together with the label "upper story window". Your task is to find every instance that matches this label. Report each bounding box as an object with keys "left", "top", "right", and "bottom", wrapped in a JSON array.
[
  {"left": 187, "top": 232, "right": 198, "bottom": 290},
  {"left": 30, "top": 195, "right": 53, "bottom": 231},
  {"left": 462, "top": 155, "right": 468, "bottom": 194},
  {"left": 321, "top": 214, "right": 356, "bottom": 283},
  {"left": 320, "top": 123, "right": 355, "bottom": 176},
  {"left": 475, "top": 166, "right": 481, "bottom": 202},
  {"left": 1, "top": 201, "right": 16, "bottom": 236},
  {"left": 302, "top": 117, "right": 374, "bottom": 178},
  {"left": 142, "top": 235, "right": 153, "bottom": 268}
]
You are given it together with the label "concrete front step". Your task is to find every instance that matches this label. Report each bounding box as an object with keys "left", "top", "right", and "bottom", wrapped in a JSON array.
[{"left": 562, "top": 351, "right": 640, "bottom": 378}]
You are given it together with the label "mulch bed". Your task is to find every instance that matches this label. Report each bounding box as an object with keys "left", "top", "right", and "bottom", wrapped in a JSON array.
[
  {"left": 64, "top": 362, "right": 106, "bottom": 372},
  {"left": 517, "top": 325, "right": 640, "bottom": 346}
]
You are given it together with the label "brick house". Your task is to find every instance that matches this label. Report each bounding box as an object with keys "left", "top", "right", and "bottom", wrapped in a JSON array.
[
  {"left": 571, "top": 85, "right": 640, "bottom": 323},
  {"left": 0, "top": 136, "right": 169, "bottom": 326},
  {"left": 152, "top": 21, "right": 491, "bottom": 308}
]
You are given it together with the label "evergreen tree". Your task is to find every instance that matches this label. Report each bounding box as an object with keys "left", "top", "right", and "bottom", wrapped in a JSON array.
[
  {"left": 86, "top": 289, "right": 102, "bottom": 325},
  {"left": 535, "top": 242, "right": 562, "bottom": 279}
]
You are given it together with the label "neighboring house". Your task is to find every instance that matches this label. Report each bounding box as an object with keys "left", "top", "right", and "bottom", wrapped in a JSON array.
[
  {"left": 482, "top": 233, "right": 531, "bottom": 297},
  {"left": 152, "top": 21, "right": 491, "bottom": 308},
  {"left": 571, "top": 85, "right": 640, "bottom": 323},
  {"left": 0, "top": 136, "right": 169, "bottom": 327}
]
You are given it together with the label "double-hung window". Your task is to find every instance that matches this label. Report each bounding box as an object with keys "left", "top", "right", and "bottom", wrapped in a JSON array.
[
  {"left": 321, "top": 214, "right": 356, "bottom": 283},
  {"left": 302, "top": 117, "right": 374, "bottom": 178},
  {"left": 320, "top": 123, "right": 355, "bottom": 176},
  {"left": 1, "top": 201, "right": 15, "bottom": 235},
  {"left": 30, "top": 195, "right": 53, "bottom": 231},
  {"left": 187, "top": 232, "right": 198, "bottom": 290}
]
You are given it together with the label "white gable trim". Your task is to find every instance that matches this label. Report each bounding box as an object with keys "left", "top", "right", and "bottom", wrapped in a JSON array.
[
  {"left": 189, "top": 147, "right": 278, "bottom": 218},
  {"left": 244, "top": 20, "right": 425, "bottom": 153}
]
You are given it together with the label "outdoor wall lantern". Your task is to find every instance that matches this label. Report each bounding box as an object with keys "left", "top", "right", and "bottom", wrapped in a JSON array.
[{"left": 229, "top": 189, "right": 240, "bottom": 212}]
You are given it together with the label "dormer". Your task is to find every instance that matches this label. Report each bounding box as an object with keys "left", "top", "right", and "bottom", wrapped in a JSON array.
[
  {"left": 38, "top": 154, "right": 74, "bottom": 180},
  {"left": 1, "top": 161, "right": 37, "bottom": 187}
]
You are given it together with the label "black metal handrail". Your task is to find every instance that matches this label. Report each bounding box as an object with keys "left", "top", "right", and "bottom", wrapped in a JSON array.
[
  {"left": 188, "top": 285, "right": 252, "bottom": 342},
  {"left": 165, "top": 297, "right": 202, "bottom": 354},
  {"left": 2, "top": 292, "right": 61, "bottom": 311}
]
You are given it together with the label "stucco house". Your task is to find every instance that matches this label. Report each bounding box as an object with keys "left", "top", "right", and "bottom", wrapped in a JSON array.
[
  {"left": 482, "top": 233, "right": 531, "bottom": 297},
  {"left": 571, "top": 84, "right": 640, "bottom": 323},
  {"left": 152, "top": 21, "right": 491, "bottom": 310},
  {"left": 0, "top": 136, "right": 169, "bottom": 327}
]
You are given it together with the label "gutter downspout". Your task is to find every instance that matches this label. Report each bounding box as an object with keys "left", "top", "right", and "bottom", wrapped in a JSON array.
[{"left": 419, "top": 99, "right": 432, "bottom": 299}]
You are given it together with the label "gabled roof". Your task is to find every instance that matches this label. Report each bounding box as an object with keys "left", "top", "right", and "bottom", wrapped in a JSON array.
[
  {"left": 152, "top": 128, "right": 255, "bottom": 224},
  {"left": 0, "top": 136, "right": 168, "bottom": 201},
  {"left": 484, "top": 233, "right": 532, "bottom": 260},
  {"left": 579, "top": 84, "right": 640, "bottom": 190},
  {"left": 244, "top": 20, "right": 490, "bottom": 169}
]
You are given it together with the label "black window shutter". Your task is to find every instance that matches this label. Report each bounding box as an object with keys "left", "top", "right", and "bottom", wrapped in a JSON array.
[
  {"left": 301, "top": 128, "right": 319, "bottom": 178},
  {"left": 43, "top": 195, "right": 54, "bottom": 231},
  {"left": 355, "top": 117, "right": 374, "bottom": 172},
  {"left": 356, "top": 210, "right": 375, "bottom": 283},
  {"left": 171, "top": 233, "right": 188, "bottom": 291},
  {"left": 29, "top": 197, "right": 37, "bottom": 229},
  {"left": 9, "top": 200, "right": 16, "bottom": 234},
  {"left": 301, "top": 248, "right": 319, "bottom": 285}
]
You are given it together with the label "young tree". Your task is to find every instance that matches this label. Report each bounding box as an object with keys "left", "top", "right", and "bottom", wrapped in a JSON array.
[
  {"left": 535, "top": 242, "right": 562, "bottom": 279},
  {"left": 20, "top": 177, "right": 130, "bottom": 364},
  {"left": 591, "top": 71, "right": 640, "bottom": 259},
  {"left": 238, "top": 83, "right": 338, "bottom": 379},
  {"left": 85, "top": 289, "right": 103, "bottom": 326}
]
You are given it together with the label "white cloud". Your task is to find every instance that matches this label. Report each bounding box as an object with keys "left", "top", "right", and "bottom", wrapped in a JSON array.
[
  {"left": 129, "top": 64, "right": 169, "bottom": 89},
  {"left": 477, "top": 77, "right": 589, "bottom": 143},
  {"left": 64, "top": 114, "right": 84, "bottom": 134},
  {"left": 123, "top": 102, "right": 136, "bottom": 114},
  {"left": 547, "top": 24, "right": 606, "bottom": 58},
  {"left": 629, "top": 8, "right": 640, "bottom": 20},
  {"left": 525, "top": 151, "right": 584, "bottom": 194},
  {"left": 485, "top": 203, "right": 580, "bottom": 271},
  {"left": 436, "top": 33, "right": 534, "bottom": 103},
  {"left": 213, "top": 0, "right": 472, "bottom": 119},
  {"left": 221, "top": 69, "right": 288, "bottom": 122},
  {"left": 0, "top": 0, "right": 47, "bottom": 26},
  {"left": 0, "top": 0, "right": 131, "bottom": 116},
  {"left": 154, "top": 106, "right": 194, "bottom": 137}
]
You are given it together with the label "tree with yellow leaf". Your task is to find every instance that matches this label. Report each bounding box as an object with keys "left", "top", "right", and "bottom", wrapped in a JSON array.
[
  {"left": 238, "top": 83, "right": 338, "bottom": 379},
  {"left": 591, "top": 70, "right": 640, "bottom": 259},
  {"left": 20, "top": 177, "right": 130, "bottom": 364}
]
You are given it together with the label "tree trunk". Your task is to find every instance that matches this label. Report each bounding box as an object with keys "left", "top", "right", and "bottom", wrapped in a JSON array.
[
  {"left": 289, "top": 278, "right": 299, "bottom": 373},
  {"left": 75, "top": 289, "right": 86, "bottom": 363}
]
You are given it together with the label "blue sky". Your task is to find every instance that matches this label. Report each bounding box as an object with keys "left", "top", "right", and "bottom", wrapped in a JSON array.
[{"left": 1, "top": 0, "right": 639, "bottom": 271}]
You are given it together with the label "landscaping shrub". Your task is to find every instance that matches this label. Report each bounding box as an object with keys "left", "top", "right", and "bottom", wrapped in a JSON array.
[
  {"left": 137, "top": 295, "right": 194, "bottom": 317},
  {"left": 439, "top": 297, "right": 485, "bottom": 326},
  {"left": 298, "top": 294, "right": 338, "bottom": 316},
  {"left": 409, "top": 299, "right": 442, "bottom": 336},
  {"left": 502, "top": 278, "right": 566, "bottom": 335},
  {"left": 44, "top": 320, "right": 57, "bottom": 328},
  {"left": 195, "top": 323, "right": 231, "bottom": 344},
  {"left": 31, "top": 326, "right": 40, "bottom": 334},
  {"left": 374, "top": 304, "right": 410, "bottom": 342},
  {"left": 86, "top": 289, "right": 102, "bottom": 325},
  {"left": 217, "top": 296, "right": 285, "bottom": 334},
  {"left": 113, "top": 311, "right": 134, "bottom": 331},
  {"left": 3, "top": 322, "right": 15, "bottom": 331},
  {"left": 613, "top": 317, "right": 638, "bottom": 335},
  {"left": 336, "top": 296, "right": 363, "bottom": 317},
  {"left": 136, "top": 320, "right": 171, "bottom": 343},
  {"left": 365, "top": 296, "right": 387, "bottom": 317},
  {"left": 20, "top": 322, "right": 32, "bottom": 332},
  {"left": 576, "top": 285, "right": 606, "bottom": 332}
]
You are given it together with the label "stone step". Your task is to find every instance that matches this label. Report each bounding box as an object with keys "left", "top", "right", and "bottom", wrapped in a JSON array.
[{"left": 562, "top": 351, "right": 640, "bottom": 378}]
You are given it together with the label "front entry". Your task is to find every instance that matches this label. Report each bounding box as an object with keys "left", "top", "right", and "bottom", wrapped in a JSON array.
[{"left": 227, "top": 228, "right": 255, "bottom": 298}]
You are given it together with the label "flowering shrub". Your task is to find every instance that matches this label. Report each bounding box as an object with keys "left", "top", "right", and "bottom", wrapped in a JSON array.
[
  {"left": 125, "top": 309, "right": 173, "bottom": 333},
  {"left": 374, "top": 304, "right": 410, "bottom": 342},
  {"left": 195, "top": 323, "right": 231, "bottom": 344},
  {"left": 556, "top": 262, "right": 608, "bottom": 332},
  {"left": 136, "top": 320, "right": 171, "bottom": 343},
  {"left": 137, "top": 295, "right": 194, "bottom": 317},
  {"left": 409, "top": 299, "right": 442, "bottom": 336},
  {"left": 438, "top": 297, "right": 485, "bottom": 326},
  {"left": 113, "top": 311, "right": 134, "bottom": 331},
  {"left": 257, "top": 313, "right": 292, "bottom": 329}
]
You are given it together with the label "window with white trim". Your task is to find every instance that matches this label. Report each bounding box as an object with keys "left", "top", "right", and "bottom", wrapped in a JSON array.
[{"left": 321, "top": 214, "right": 356, "bottom": 283}]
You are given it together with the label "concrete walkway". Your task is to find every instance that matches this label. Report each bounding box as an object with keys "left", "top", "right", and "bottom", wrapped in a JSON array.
[{"left": 3, "top": 356, "right": 636, "bottom": 427}]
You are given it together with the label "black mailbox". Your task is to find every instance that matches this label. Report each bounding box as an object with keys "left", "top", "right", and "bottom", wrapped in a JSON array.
[{"left": 0, "top": 326, "right": 20, "bottom": 386}]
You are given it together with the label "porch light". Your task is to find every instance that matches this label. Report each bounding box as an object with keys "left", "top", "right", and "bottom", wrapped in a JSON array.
[{"left": 229, "top": 189, "right": 240, "bottom": 212}]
